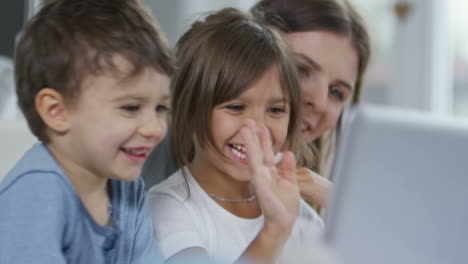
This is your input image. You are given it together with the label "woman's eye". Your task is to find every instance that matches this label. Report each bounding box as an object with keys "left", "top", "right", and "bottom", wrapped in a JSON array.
[
  {"left": 226, "top": 104, "right": 246, "bottom": 112},
  {"left": 297, "top": 64, "right": 310, "bottom": 77},
  {"left": 330, "top": 86, "right": 344, "bottom": 101},
  {"left": 121, "top": 104, "right": 140, "bottom": 112}
]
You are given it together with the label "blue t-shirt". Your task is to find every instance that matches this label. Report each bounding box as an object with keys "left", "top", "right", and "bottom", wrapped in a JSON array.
[{"left": 0, "top": 143, "right": 162, "bottom": 264}]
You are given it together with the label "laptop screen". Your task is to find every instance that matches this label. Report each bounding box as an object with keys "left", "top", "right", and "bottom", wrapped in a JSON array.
[{"left": 324, "top": 105, "right": 468, "bottom": 264}]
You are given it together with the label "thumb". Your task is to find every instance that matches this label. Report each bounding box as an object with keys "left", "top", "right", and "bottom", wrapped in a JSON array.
[{"left": 278, "top": 151, "right": 297, "bottom": 184}]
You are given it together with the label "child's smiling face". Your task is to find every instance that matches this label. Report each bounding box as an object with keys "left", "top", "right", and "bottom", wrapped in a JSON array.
[
  {"left": 65, "top": 56, "right": 170, "bottom": 181},
  {"left": 194, "top": 66, "right": 290, "bottom": 182}
]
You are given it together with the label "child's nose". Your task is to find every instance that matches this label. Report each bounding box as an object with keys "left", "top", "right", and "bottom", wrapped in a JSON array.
[
  {"left": 248, "top": 111, "right": 273, "bottom": 136},
  {"left": 138, "top": 117, "right": 167, "bottom": 142},
  {"left": 250, "top": 112, "right": 267, "bottom": 130}
]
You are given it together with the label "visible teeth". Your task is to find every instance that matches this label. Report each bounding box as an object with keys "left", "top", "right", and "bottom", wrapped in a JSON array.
[
  {"left": 125, "top": 148, "right": 146, "bottom": 155},
  {"left": 231, "top": 147, "right": 246, "bottom": 160},
  {"left": 232, "top": 144, "right": 245, "bottom": 153}
]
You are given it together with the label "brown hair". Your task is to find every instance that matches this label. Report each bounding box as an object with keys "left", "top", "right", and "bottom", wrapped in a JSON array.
[
  {"left": 252, "top": 0, "right": 371, "bottom": 172},
  {"left": 171, "top": 8, "right": 302, "bottom": 168},
  {"left": 15, "top": 0, "right": 174, "bottom": 142},
  {"left": 252, "top": 0, "right": 370, "bottom": 104}
]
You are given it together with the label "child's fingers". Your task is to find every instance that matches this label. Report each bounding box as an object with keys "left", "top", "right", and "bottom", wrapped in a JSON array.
[
  {"left": 259, "top": 126, "right": 275, "bottom": 167},
  {"left": 240, "top": 120, "right": 263, "bottom": 174},
  {"left": 278, "top": 151, "right": 297, "bottom": 184}
]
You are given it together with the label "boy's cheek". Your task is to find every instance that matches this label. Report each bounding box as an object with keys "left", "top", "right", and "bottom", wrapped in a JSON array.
[{"left": 157, "top": 118, "right": 169, "bottom": 139}]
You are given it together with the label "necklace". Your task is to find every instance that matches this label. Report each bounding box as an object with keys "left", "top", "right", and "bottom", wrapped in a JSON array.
[{"left": 207, "top": 192, "right": 256, "bottom": 203}]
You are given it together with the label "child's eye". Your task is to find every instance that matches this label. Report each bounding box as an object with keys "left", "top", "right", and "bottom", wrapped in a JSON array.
[
  {"left": 155, "top": 104, "right": 169, "bottom": 114},
  {"left": 121, "top": 104, "right": 141, "bottom": 113},
  {"left": 268, "top": 106, "right": 286, "bottom": 116},
  {"left": 226, "top": 104, "right": 246, "bottom": 113},
  {"left": 329, "top": 86, "right": 344, "bottom": 101}
]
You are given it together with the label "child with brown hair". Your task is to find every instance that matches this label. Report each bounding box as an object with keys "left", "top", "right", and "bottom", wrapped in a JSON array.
[
  {"left": 148, "top": 8, "right": 323, "bottom": 264},
  {"left": 0, "top": 0, "right": 173, "bottom": 262}
]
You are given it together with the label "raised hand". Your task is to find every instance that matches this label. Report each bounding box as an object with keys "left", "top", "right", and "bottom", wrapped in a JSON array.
[{"left": 240, "top": 119, "right": 300, "bottom": 237}]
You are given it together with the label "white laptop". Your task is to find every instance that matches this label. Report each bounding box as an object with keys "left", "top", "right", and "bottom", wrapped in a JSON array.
[{"left": 324, "top": 105, "right": 468, "bottom": 264}]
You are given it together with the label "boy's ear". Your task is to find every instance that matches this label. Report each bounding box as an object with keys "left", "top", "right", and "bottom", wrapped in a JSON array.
[{"left": 35, "top": 88, "right": 71, "bottom": 134}]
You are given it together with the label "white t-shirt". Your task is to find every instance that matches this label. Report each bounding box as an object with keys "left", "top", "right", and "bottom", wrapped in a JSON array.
[{"left": 148, "top": 167, "right": 324, "bottom": 264}]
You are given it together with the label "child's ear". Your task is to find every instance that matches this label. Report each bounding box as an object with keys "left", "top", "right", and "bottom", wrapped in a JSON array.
[{"left": 35, "top": 88, "right": 71, "bottom": 134}]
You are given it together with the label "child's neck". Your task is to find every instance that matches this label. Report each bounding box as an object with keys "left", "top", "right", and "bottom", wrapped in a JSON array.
[
  {"left": 47, "top": 142, "right": 112, "bottom": 226},
  {"left": 188, "top": 157, "right": 261, "bottom": 219}
]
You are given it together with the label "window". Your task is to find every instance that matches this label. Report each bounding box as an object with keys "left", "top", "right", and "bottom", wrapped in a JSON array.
[
  {"left": 352, "top": 0, "right": 468, "bottom": 117},
  {"left": 450, "top": 0, "right": 468, "bottom": 117},
  {"left": 350, "top": 0, "right": 395, "bottom": 105}
]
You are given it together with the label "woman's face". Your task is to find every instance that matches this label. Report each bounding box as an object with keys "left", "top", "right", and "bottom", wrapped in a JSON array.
[{"left": 287, "top": 31, "right": 359, "bottom": 143}]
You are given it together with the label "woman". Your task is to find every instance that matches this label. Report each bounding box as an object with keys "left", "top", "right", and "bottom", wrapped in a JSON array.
[{"left": 251, "top": 0, "right": 371, "bottom": 207}]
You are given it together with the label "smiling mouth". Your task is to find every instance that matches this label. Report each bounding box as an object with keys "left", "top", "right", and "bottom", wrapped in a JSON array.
[
  {"left": 120, "top": 147, "right": 150, "bottom": 162},
  {"left": 228, "top": 143, "right": 246, "bottom": 161}
]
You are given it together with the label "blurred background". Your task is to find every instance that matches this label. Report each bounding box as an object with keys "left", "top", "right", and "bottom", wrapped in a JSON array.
[{"left": 1, "top": 0, "right": 467, "bottom": 119}]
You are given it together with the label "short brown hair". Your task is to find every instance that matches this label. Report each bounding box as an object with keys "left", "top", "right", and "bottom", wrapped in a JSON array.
[
  {"left": 171, "top": 8, "right": 302, "bottom": 168},
  {"left": 252, "top": 0, "right": 371, "bottom": 104},
  {"left": 15, "top": 0, "right": 174, "bottom": 142}
]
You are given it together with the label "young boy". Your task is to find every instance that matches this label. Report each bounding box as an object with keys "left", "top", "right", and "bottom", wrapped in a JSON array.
[{"left": 0, "top": 0, "right": 173, "bottom": 263}]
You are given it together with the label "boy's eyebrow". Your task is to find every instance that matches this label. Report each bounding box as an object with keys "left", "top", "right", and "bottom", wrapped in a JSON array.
[
  {"left": 112, "top": 94, "right": 147, "bottom": 102},
  {"left": 159, "top": 94, "right": 171, "bottom": 103},
  {"left": 161, "top": 94, "right": 170, "bottom": 100},
  {"left": 112, "top": 93, "right": 170, "bottom": 102},
  {"left": 293, "top": 52, "right": 354, "bottom": 92}
]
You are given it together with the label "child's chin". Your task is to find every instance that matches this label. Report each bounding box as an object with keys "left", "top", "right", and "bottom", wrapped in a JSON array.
[{"left": 228, "top": 167, "right": 252, "bottom": 182}]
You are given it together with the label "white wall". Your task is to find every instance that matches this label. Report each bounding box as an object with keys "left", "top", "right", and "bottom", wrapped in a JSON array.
[
  {"left": 387, "top": 0, "right": 453, "bottom": 116},
  {"left": 0, "top": 120, "right": 36, "bottom": 182},
  {"left": 144, "top": 0, "right": 257, "bottom": 46}
]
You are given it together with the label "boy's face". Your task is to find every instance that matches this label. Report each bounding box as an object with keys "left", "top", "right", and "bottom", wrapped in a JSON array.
[{"left": 66, "top": 57, "right": 170, "bottom": 181}]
